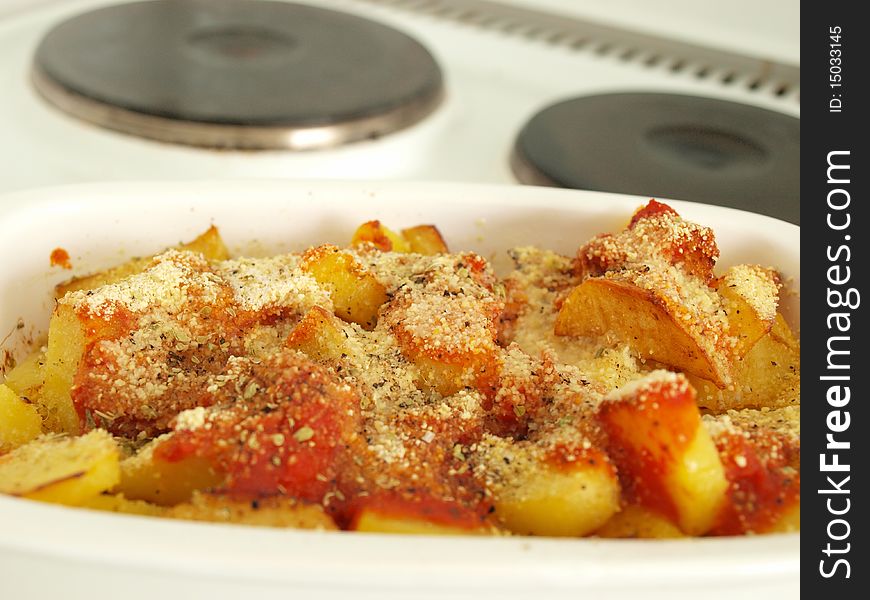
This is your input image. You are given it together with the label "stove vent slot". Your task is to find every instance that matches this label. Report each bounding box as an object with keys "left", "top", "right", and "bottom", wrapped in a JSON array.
[{"left": 353, "top": 0, "right": 799, "bottom": 104}]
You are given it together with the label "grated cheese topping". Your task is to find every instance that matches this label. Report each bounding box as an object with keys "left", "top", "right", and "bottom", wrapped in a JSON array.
[
  {"left": 718, "top": 264, "right": 781, "bottom": 323},
  {"left": 43, "top": 201, "right": 799, "bottom": 535}
]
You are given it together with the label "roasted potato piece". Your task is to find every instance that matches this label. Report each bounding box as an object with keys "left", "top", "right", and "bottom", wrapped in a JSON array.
[
  {"left": 0, "top": 429, "right": 120, "bottom": 506},
  {"left": 2, "top": 346, "right": 45, "bottom": 399},
  {"left": 598, "top": 371, "right": 728, "bottom": 535},
  {"left": 409, "top": 353, "right": 487, "bottom": 397},
  {"left": 169, "top": 492, "right": 337, "bottom": 529},
  {"left": 564, "top": 199, "right": 735, "bottom": 387},
  {"left": 578, "top": 199, "right": 719, "bottom": 283},
  {"left": 117, "top": 436, "right": 224, "bottom": 506},
  {"left": 385, "top": 291, "right": 499, "bottom": 397},
  {"left": 180, "top": 224, "right": 232, "bottom": 261},
  {"left": 689, "top": 313, "right": 800, "bottom": 413},
  {"left": 39, "top": 300, "right": 131, "bottom": 434},
  {"left": 300, "top": 244, "right": 388, "bottom": 330},
  {"left": 350, "top": 221, "right": 448, "bottom": 255},
  {"left": 0, "top": 383, "right": 42, "bottom": 451},
  {"left": 350, "top": 493, "right": 493, "bottom": 535},
  {"left": 55, "top": 225, "right": 230, "bottom": 297},
  {"left": 555, "top": 277, "right": 730, "bottom": 386},
  {"left": 705, "top": 406, "right": 800, "bottom": 535},
  {"left": 594, "top": 505, "right": 686, "bottom": 539},
  {"left": 352, "top": 508, "right": 487, "bottom": 536},
  {"left": 765, "top": 504, "right": 800, "bottom": 533},
  {"left": 350, "top": 220, "right": 411, "bottom": 253},
  {"left": 285, "top": 306, "right": 353, "bottom": 362},
  {"left": 715, "top": 265, "right": 780, "bottom": 356},
  {"left": 40, "top": 304, "right": 87, "bottom": 434},
  {"left": 480, "top": 438, "right": 620, "bottom": 537},
  {"left": 80, "top": 493, "right": 166, "bottom": 517},
  {"left": 770, "top": 312, "right": 800, "bottom": 349},
  {"left": 401, "top": 225, "right": 448, "bottom": 255}
]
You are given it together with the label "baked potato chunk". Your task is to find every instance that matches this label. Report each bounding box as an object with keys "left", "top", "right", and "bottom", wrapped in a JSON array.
[
  {"left": 40, "top": 299, "right": 135, "bottom": 435},
  {"left": 0, "top": 383, "right": 42, "bottom": 451},
  {"left": 117, "top": 436, "right": 224, "bottom": 506},
  {"left": 384, "top": 291, "right": 499, "bottom": 397},
  {"left": 350, "top": 220, "right": 411, "bottom": 253},
  {"left": 715, "top": 265, "right": 780, "bottom": 356},
  {"left": 2, "top": 346, "right": 45, "bottom": 399},
  {"left": 0, "top": 429, "right": 120, "bottom": 506},
  {"left": 300, "top": 244, "right": 388, "bottom": 330},
  {"left": 285, "top": 306, "right": 354, "bottom": 363},
  {"left": 350, "top": 494, "right": 492, "bottom": 536},
  {"left": 169, "top": 492, "right": 337, "bottom": 529},
  {"left": 689, "top": 313, "right": 800, "bottom": 412},
  {"left": 555, "top": 277, "right": 731, "bottom": 385},
  {"left": 598, "top": 371, "right": 728, "bottom": 535},
  {"left": 594, "top": 505, "right": 686, "bottom": 539},
  {"left": 401, "top": 225, "right": 448, "bottom": 255},
  {"left": 55, "top": 225, "right": 230, "bottom": 297},
  {"left": 561, "top": 199, "right": 738, "bottom": 388},
  {"left": 40, "top": 304, "right": 87, "bottom": 434},
  {"left": 350, "top": 221, "right": 448, "bottom": 255},
  {"left": 353, "top": 510, "right": 478, "bottom": 535},
  {"left": 479, "top": 436, "right": 620, "bottom": 537},
  {"left": 80, "top": 493, "right": 165, "bottom": 517},
  {"left": 704, "top": 406, "right": 800, "bottom": 535}
]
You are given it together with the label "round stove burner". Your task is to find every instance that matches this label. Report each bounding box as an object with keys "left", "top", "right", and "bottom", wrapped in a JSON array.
[
  {"left": 512, "top": 93, "right": 800, "bottom": 224},
  {"left": 31, "top": 0, "right": 444, "bottom": 150}
]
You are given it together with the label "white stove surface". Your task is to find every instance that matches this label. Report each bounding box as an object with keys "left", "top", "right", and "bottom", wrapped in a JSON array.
[{"left": 0, "top": 0, "right": 800, "bottom": 195}]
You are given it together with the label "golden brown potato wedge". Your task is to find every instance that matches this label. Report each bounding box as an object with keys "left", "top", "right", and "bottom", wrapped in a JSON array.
[
  {"left": 352, "top": 507, "right": 489, "bottom": 536},
  {"left": 2, "top": 346, "right": 45, "bottom": 399},
  {"left": 0, "top": 383, "right": 42, "bottom": 451},
  {"left": 80, "top": 493, "right": 166, "bottom": 517},
  {"left": 285, "top": 306, "right": 353, "bottom": 363},
  {"left": 40, "top": 304, "right": 86, "bottom": 434},
  {"left": 55, "top": 225, "right": 230, "bottom": 297},
  {"left": 0, "top": 429, "right": 120, "bottom": 506},
  {"left": 406, "top": 351, "right": 488, "bottom": 397},
  {"left": 764, "top": 503, "right": 800, "bottom": 533},
  {"left": 689, "top": 313, "right": 799, "bottom": 413},
  {"left": 168, "top": 492, "right": 337, "bottom": 529},
  {"left": 594, "top": 505, "right": 686, "bottom": 539},
  {"left": 385, "top": 293, "right": 498, "bottom": 397},
  {"left": 117, "top": 436, "right": 224, "bottom": 506},
  {"left": 350, "top": 220, "right": 411, "bottom": 252},
  {"left": 770, "top": 312, "right": 800, "bottom": 350},
  {"left": 300, "top": 244, "right": 388, "bottom": 330},
  {"left": 598, "top": 372, "right": 728, "bottom": 535},
  {"left": 43, "top": 228, "right": 232, "bottom": 434},
  {"left": 479, "top": 438, "right": 620, "bottom": 537},
  {"left": 400, "top": 225, "right": 448, "bottom": 255},
  {"left": 349, "top": 492, "right": 495, "bottom": 536},
  {"left": 492, "top": 459, "right": 619, "bottom": 537},
  {"left": 705, "top": 406, "right": 800, "bottom": 535},
  {"left": 350, "top": 221, "right": 448, "bottom": 255},
  {"left": 555, "top": 277, "right": 730, "bottom": 386},
  {"left": 715, "top": 265, "right": 779, "bottom": 356}
]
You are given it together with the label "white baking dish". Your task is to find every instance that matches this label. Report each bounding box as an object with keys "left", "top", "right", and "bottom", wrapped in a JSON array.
[{"left": 0, "top": 181, "right": 799, "bottom": 599}]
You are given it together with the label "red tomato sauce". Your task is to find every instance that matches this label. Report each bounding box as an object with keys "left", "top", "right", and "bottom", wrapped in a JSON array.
[
  {"left": 50, "top": 247, "right": 72, "bottom": 269},
  {"left": 710, "top": 431, "right": 800, "bottom": 535},
  {"left": 598, "top": 377, "right": 700, "bottom": 524}
]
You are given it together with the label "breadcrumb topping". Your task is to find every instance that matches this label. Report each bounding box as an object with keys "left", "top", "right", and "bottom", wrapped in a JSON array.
[
  {"left": 719, "top": 264, "right": 781, "bottom": 323},
  {"left": 37, "top": 202, "right": 798, "bottom": 535}
]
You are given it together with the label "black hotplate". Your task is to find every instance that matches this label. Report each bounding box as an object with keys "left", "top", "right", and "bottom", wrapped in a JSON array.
[
  {"left": 32, "top": 0, "right": 444, "bottom": 149},
  {"left": 513, "top": 93, "right": 800, "bottom": 224}
]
